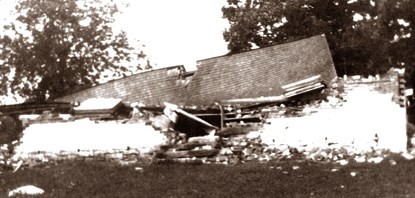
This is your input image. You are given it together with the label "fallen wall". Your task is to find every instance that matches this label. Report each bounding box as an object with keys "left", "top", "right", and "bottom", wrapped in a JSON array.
[
  {"left": 261, "top": 83, "right": 407, "bottom": 153},
  {"left": 12, "top": 120, "right": 168, "bottom": 164}
]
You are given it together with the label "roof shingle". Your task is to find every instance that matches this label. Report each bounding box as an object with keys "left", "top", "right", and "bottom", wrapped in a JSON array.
[
  {"left": 55, "top": 65, "right": 187, "bottom": 106},
  {"left": 184, "top": 34, "right": 337, "bottom": 105},
  {"left": 56, "top": 35, "right": 337, "bottom": 107}
]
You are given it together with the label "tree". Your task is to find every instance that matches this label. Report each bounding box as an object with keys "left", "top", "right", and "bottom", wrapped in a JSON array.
[
  {"left": 222, "top": 0, "right": 392, "bottom": 76},
  {"left": 382, "top": 0, "right": 415, "bottom": 82},
  {"left": 0, "top": 0, "right": 147, "bottom": 102}
]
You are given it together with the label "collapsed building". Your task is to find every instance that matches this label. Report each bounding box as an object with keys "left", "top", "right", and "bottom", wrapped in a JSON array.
[
  {"left": 0, "top": 34, "right": 339, "bottom": 142},
  {"left": 55, "top": 34, "right": 337, "bottom": 107},
  {"left": 51, "top": 34, "right": 337, "bottom": 135},
  {"left": 1, "top": 34, "right": 409, "bottom": 167},
  {"left": 0, "top": 34, "right": 344, "bottom": 166}
]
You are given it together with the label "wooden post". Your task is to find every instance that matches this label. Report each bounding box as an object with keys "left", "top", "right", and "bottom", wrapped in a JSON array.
[{"left": 217, "top": 103, "right": 224, "bottom": 130}]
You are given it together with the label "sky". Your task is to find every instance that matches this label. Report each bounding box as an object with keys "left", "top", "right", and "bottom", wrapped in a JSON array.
[
  {"left": 116, "top": 0, "right": 229, "bottom": 71},
  {"left": 0, "top": 0, "right": 230, "bottom": 103},
  {"left": 0, "top": 0, "right": 230, "bottom": 71}
]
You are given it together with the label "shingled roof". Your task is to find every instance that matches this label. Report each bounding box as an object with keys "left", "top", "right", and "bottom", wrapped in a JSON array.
[
  {"left": 184, "top": 34, "right": 337, "bottom": 105},
  {"left": 56, "top": 35, "right": 337, "bottom": 107},
  {"left": 55, "top": 65, "right": 187, "bottom": 106}
]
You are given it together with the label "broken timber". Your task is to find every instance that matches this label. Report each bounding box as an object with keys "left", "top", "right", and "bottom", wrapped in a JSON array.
[
  {"left": 282, "top": 75, "right": 324, "bottom": 97},
  {"left": 219, "top": 95, "right": 287, "bottom": 105},
  {"left": 0, "top": 102, "right": 74, "bottom": 115},
  {"left": 155, "top": 149, "right": 220, "bottom": 159},
  {"left": 164, "top": 102, "right": 218, "bottom": 131},
  {"left": 219, "top": 75, "right": 324, "bottom": 105},
  {"left": 72, "top": 98, "right": 131, "bottom": 120},
  {"left": 146, "top": 75, "right": 326, "bottom": 132}
]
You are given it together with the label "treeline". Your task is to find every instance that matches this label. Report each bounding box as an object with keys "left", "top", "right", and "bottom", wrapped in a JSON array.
[{"left": 222, "top": 0, "right": 414, "bottom": 78}]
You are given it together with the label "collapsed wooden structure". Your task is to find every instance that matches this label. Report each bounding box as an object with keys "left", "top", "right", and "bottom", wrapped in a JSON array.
[
  {"left": 1, "top": 35, "right": 337, "bottom": 138},
  {"left": 55, "top": 35, "right": 337, "bottom": 107}
]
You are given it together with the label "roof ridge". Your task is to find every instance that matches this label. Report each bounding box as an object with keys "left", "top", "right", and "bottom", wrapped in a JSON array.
[{"left": 196, "top": 34, "right": 326, "bottom": 63}]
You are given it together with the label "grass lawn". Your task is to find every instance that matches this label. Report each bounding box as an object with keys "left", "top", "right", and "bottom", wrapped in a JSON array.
[{"left": 1, "top": 155, "right": 415, "bottom": 198}]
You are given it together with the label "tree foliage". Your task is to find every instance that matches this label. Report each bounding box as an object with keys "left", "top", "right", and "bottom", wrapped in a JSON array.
[
  {"left": 222, "top": 0, "right": 413, "bottom": 76},
  {"left": 382, "top": 0, "right": 415, "bottom": 82},
  {"left": 0, "top": 0, "right": 147, "bottom": 102}
]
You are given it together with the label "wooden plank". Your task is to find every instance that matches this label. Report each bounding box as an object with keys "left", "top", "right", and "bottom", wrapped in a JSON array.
[
  {"left": 175, "top": 142, "right": 210, "bottom": 151},
  {"left": 188, "top": 149, "right": 220, "bottom": 158},
  {"left": 164, "top": 102, "right": 219, "bottom": 130},
  {"left": 155, "top": 149, "right": 220, "bottom": 159},
  {"left": 0, "top": 103, "right": 74, "bottom": 115},
  {"left": 217, "top": 127, "right": 250, "bottom": 137},
  {"left": 284, "top": 83, "right": 324, "bottom": 97},
  {"left": 283, "top": 79, "right": 322, "bottom": 92},
  {"left": 281, "top": 75, "right": 321, "bottom": 91},
  {"left": 188, "top": 135, "right": 219, "bottom": 145},
  {"left": 224, "top": 116, "right": 261, "bottom": 123},
  {"left": 218, "top": 103, "right": 224, "bottom": 130},
  {"left": 175, "top": 108, "right": 219, "bottom": 130},
  {"left": 159, "top": 142, "right": 209, "bottom": 151},
  {"left": 220, "top": 95, "right": 287, "bottom": 105}
]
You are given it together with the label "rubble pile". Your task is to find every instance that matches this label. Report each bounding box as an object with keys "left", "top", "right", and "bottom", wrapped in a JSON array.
[
  {"left": 153, "top": 75, "right": 408, "bottom": 165},
  {"left": 262, "top": 77, "right": 346, "bottom": 119},
  {"left": 153, "top": 125, "right": 399, "bottom": 166},
  {"left": 19, "top": 148, "right": 143, "bottom": 164},
  {"left": 154, "top": 121, "right": 405, "bottom": 166},
  {"left": 1, "top": 143, "right": 156, "bottom": 170},
  {"left": 1, "top": 73, "right": 408, "bottom": 170},
  {"left": 0, "top": 120, "right": 168, "bottom": 170}
]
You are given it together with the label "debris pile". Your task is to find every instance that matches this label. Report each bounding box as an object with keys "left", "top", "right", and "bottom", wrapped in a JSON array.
[
  {"left": 153, "top": 123, "right": 405, "bottom": 166},
  {"left": 1, "top": 72, "right": 409, "bottom": 169},
  {"left": 153, "top": 124, "right": 400, "bottom": 165},
  {"left": 153, "top": 75, "right": 407, "bottom": 165},
  {"left": 4, "top": 120, "right": 167, "bottom": 169},
  {"left": 155, "top": 133, "right": 221, "bottom": 164}
]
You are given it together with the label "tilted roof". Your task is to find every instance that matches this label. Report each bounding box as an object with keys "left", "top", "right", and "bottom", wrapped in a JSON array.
[
  {"left": 184, "top": 34, "right": 337, "bottom": 105},
  {"left": 56, "top": 35, "right": 337, "bottom": 107},
  {"left": 55, "top": 65, "right": 187, "bottom": 105}
]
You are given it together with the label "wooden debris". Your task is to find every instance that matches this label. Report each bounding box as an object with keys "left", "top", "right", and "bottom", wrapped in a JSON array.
[
  {"left": 224, "top": 116, "right": 261, "bottom": 123},
  {"left": 0, "top": 102, "right": 74, "bottom": 115},
  {"left": 281, "top": 75, "right": 321, "bottom": 91},
  {"left": 217, "top": 127, "right": 250, "bottom": 137},
  {"left": 284, "top": 83, "right": 324, "bottom": 98},
  {"left": 164, "top": 102, "right": 218, "bottom": 130},
  {"left": 73, "top": 98, "right": 131, "bottom": 120},
  {"left": 175, "top": 142, "right": 211, "bottom": 151},
  {"left": 282, "top": 75, "right": 325, "bottom": 98},
  {"left": 220, "top": 95, "right": 287, "bottom": 105},
  {"left": 161, "top": 142, "right": 212, "bottom": 151},
  {"left": 188, "top": 135, "right": 219, "bottom": 146},
  {"left": 155, "top": 149, "right": 219, "bottom": 159}
]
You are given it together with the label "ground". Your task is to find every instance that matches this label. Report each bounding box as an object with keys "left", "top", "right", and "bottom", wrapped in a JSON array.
[{"left": 1, "top": 155, "right": 414, "bottom": 198}]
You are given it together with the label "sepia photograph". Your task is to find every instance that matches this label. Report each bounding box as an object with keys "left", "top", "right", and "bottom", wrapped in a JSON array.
[{"left": 1, "top": 0, "right": 415, "bottom": 197}]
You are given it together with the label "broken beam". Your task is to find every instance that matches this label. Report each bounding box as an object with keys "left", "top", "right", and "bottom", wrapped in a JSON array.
[
  {"left": 164, "top": 102, "right": 219, "bottom": 130},
  {"left": 284, "top": 83, "right": 325, "bottom": 97},
  {"left": 281, "top": 75, "right": 321, "bottom": 91},
  {"left": 219, "top": 95, "right": 287, "bottom": 105}
]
